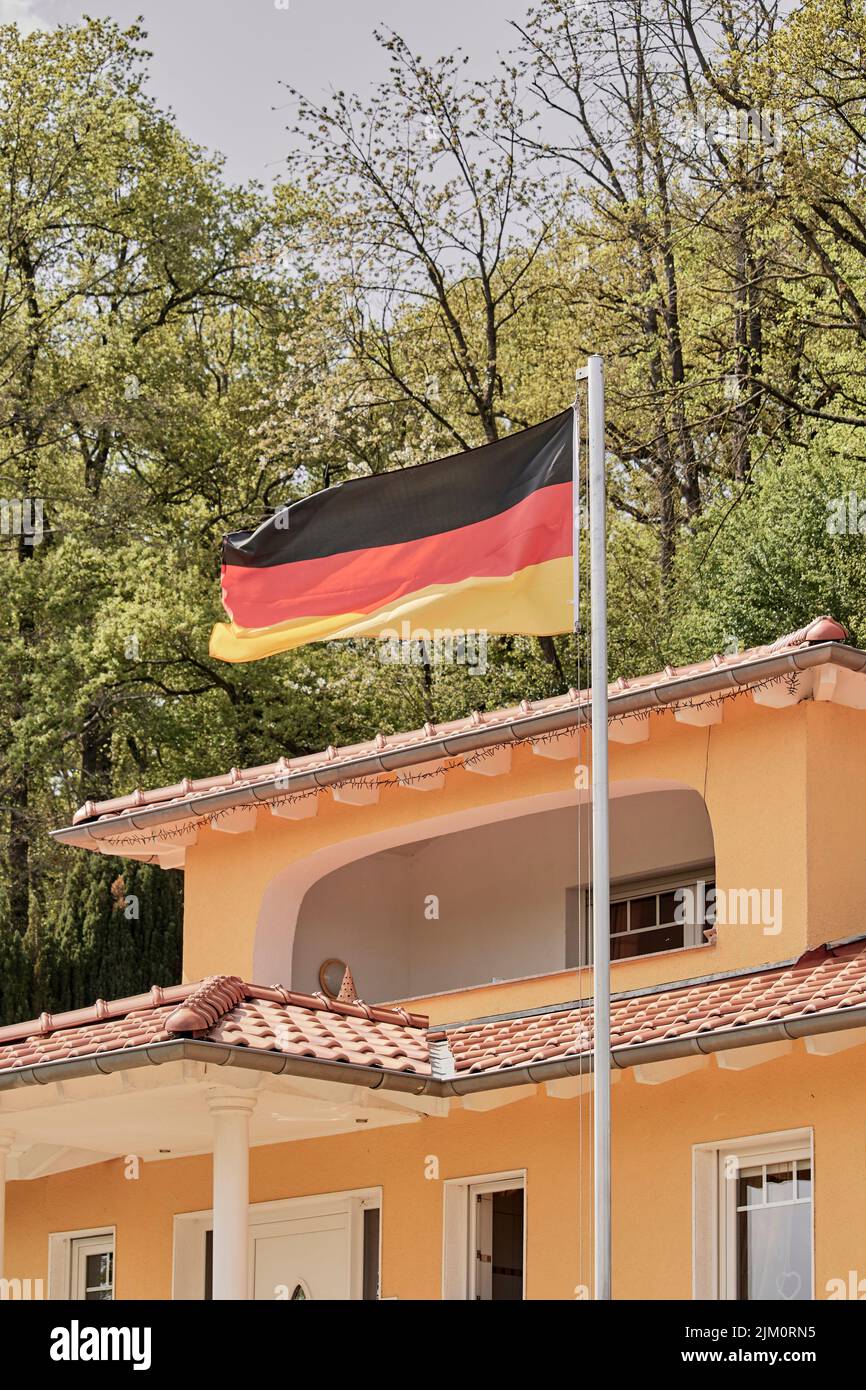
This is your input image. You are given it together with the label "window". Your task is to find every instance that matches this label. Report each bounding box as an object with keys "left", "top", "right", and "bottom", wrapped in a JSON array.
[
  {"left": 567, "top": 865, "right": 715, "bottom": 965},
  {"left": 71, "top": 1235, "right": 115, "bottom": 1301},
  {"left": 443, "top": 1172, "right": 525, "bottom": 1300},
  {"left": 725, "top": 1150, "right": 813, "bottom": 1301},
  {"left": 362, "top": 1206, "right": 380, "bottom": 1300},
  {"left": 693, "top": 1131, "right": 813, "bottom": 1300}
]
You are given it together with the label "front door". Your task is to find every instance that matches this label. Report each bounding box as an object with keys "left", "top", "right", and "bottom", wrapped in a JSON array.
[{"left": 250, "top": 1205, "right": 352, "bottom": 1301}]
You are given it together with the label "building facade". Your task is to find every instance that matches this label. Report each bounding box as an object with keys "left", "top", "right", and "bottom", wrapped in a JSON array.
[{"left": 2, "top": 614, "right": 866, "bottom": 1300}]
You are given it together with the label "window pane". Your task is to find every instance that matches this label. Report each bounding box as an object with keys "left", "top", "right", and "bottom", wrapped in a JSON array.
[
  {"left": 737, "top": 1201, "right": 812, "bottom": 1300},
  {"left": 609, "top": 900, "right": 628, "bottom": 935},
  {"left": 490, "top": 1189, "right": 524, "bottom": 1301},
  {"left": 611, "top": 931, "right": 641, "bottom": 960},
  {"left": 630, "top": 895, "right": 657, "bottom": 931},
  {"left": 658, "top": 891, "right": 680, "bottom": 925},
  {"left": 796, "top": 1162, "right": 812, "bottom": 1201},
  {"left": 84, "top": 1251, "right": 113, "bottom": 1292},
  {"left": 737, "top": 1167, "right": 764, "bottom": 1208},
  {"left": 629, "top": 923, "right": 685, "bottom": 957},
  {"left": 766, "top": 1162, "right": 796, "bottom": 1204},
  {"left": 362, "top": 1207, "right": 380, "bottom": 1301},
  {"left": 204, "top": 1229, "right": 213, "bottom": 1301}
]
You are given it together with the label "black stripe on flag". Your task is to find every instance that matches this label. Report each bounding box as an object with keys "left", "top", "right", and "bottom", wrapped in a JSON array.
[{"left": 223, "top": 410, "right": 572, "bottom": 568}]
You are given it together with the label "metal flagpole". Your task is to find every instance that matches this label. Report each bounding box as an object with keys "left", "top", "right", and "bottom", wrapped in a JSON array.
[{"left": 575, "top": 354, "right": 611, "bottom": 1300}]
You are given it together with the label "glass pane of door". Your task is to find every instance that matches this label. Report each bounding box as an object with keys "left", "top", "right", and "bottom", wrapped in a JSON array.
[{"left": 83, "top": 1250, "right": 114, "bottom": 1300}]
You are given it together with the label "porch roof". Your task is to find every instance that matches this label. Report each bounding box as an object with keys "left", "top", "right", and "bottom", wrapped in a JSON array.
[
  {"left": 1, "top": 936, "right": 865, "bottom": 1096},
  {"left": 0, "top": 977, "right": 431, "bottom": 1080}
]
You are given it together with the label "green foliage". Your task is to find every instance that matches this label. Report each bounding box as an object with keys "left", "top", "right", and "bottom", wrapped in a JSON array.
[
  {"left": 671, "top": 431, "right": 866, "bottom": 660},
  {"left": 1, "top": 6, "right": 866, "bottom": 1022},
  {"left": 28, "top": 850, "right": 182, "bottom": 1017}
]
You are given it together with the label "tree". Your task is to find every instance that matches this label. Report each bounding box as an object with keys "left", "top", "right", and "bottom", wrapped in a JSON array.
[
  {"left": 1, "top": 4, "right": 866, "bottom": 1024},
  {"left": 515, "top": 0, "right": 702, "bottom": 578},
  {"left": 280, "top": 29, "right": 556, "bottom": 456},
  {"left": 0, "top": 18, "right": 290, "bottom": 941},
  {"left": 37, "top": 853, "right": 182, "bottom": 1014}
]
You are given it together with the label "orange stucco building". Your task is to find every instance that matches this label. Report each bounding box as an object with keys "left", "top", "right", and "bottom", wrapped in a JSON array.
[{"left": 2, "top": 614, "right": 866, "bottom": 1301}]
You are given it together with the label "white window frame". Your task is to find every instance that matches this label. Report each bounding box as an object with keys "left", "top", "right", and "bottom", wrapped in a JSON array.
[
  {"left": 692, "top": 1128, "right": 813, "bottom": 1300},
  {"left": 47, "top": 1226, "right": 115, "bottom": 1301},
  {"left": 171, "top": 1187, "right": 381, "bottom": 1301},
  {"left": 568, "top": 861, "right": 715, "bottom": 967},
  {"left": 442, "top": 1170, "right": 526, "bottom": 1300}
]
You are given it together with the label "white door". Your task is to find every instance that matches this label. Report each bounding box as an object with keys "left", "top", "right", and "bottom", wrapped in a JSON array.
[
  {"left": 71, "top": 1235, "right": 115, "bottom": 1301},
  {"left": 250, "top": 1206, "right": 352, "bottom": 1301}
]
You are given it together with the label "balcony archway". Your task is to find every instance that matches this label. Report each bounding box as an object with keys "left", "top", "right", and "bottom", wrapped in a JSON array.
[{"left": 252, "top": 780, "right": 715, "bottom": 1001}]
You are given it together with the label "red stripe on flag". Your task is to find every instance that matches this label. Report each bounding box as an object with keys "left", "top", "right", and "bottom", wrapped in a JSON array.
[{"left": 222, "top": 481, "right": 571, "bottom": 628}]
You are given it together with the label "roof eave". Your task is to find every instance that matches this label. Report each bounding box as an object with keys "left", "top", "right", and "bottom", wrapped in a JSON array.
[
  {"left": 2, "top": 1000, "right": 865, "bottom": 1098},
  {"left": 50, "top": 639, "right": 866, "bottom": 850}
]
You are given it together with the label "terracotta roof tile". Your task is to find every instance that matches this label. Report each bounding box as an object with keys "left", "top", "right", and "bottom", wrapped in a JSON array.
[
  {"left": 0, "top": 939, "right": 864, "bottom": 1084},
  {"left": 443, "top": 938, "right": 866, "bottom": 1074},
  {"left": 0, "top": 981, "right": 430, "bottom": 1077}
]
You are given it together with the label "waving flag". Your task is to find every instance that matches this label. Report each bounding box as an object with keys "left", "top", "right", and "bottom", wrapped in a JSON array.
[{"left": 210, "top": 410, "right": 572, "bottom": 662}]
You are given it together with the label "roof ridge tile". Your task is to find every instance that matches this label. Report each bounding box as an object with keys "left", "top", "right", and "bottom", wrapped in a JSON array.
[
  {"left": 0, "top": 982, "right": 192, "bottom": 1047},
  {"left": 164, "top": 975, "right": 247, "bottom": 1034}
]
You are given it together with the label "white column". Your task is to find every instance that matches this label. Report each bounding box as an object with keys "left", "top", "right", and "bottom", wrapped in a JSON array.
[
  {"left": 0, "top": 1136, "right": 14, "bottom": 1279},
  {"left": 207, "top": 1092, "right": 256, "bottom": 1300}
]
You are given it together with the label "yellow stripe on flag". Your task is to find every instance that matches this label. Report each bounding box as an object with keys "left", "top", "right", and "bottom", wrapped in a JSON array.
[{"left": 209, "top": 556, "right": 572, "bottom": 662}]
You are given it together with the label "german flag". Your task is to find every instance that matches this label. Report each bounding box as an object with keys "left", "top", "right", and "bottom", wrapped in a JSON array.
[{"left": 210, "top": 410, "right": 573, "bottom": 662}]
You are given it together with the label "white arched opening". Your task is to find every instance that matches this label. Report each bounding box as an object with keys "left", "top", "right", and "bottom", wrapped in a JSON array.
[{"left": 253, "top": 780, "right": 714, "bottom": 999}]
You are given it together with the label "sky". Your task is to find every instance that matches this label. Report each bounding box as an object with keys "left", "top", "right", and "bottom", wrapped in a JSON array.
[{"left": 7, "top": 0, "right": 522, "bottom": 187}]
